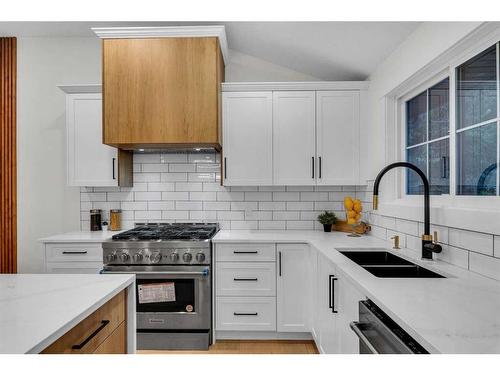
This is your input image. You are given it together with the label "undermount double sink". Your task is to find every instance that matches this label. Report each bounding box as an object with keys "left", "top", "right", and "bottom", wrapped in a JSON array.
[{"left": 340, "top": 250, "right": 445, "bottom": 278}]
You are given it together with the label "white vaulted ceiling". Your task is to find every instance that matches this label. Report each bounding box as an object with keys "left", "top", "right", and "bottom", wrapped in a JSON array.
[{"left": 0, "top": 21, "right": 420, "bottom": 80}]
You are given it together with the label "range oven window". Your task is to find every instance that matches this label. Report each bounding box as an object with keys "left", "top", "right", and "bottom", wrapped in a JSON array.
[{"left": 136, "top": 278, "right": 196, "bottom": 313}]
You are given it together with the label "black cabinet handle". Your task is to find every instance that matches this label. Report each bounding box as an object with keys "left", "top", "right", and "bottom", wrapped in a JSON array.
[
  {"left": 233, "top": 277, "right": 258, "bottom": 281},
  {"left": 279, "top": 251, "right": 282, "bottom": 277},
  {"left": 312, "top": 157, "right": 315, "bottom": 179},
  {"left": 233, "top": 251, "right": 258, "bottom": 254},
  {"left": 62, "top": 251, "right": 88, "bottom": 255},
  {"left": 233, "top": 312, "right": 258, "bottom": 316},
  {"left": 319, "top": 157, "right": 322, "bottom": 179},
  {"left": 329, "top": 275, "right": 338, "bottom": 313},
  {"left": 71, "top": 320, "right": 110, "bottom": 350},
  {"left": 224, "top": 157, "right": 227, "bottom": 179},
  {"left": 112, "top": 158, "right": 116, "bottom": 180},
  {"left": 441, "top": 156, "right": 447, "bottom": 178}
]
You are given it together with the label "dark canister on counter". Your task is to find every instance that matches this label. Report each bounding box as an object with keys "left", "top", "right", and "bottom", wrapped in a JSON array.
[{"left": 90, "top": 209, "right": 102, "bottom": 231}]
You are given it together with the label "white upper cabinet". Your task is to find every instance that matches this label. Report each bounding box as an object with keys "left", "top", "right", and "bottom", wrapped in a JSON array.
[
  {"left": 222, "top": 92, "right": 273, "bottom": 186},
  {"left": 66, "top": 92, "right": 119, "bottom": 186},
  {"left": 316, "top": 91, "right": 360, "bottom": 185},
  {"left": 273, "top": 91, "right": 316, "bottom": 185}
]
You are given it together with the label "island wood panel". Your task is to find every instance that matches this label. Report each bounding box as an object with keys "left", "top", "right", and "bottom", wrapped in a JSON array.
[
  {"left": 41, "top": 290, "right": 126, "bottom": 354},
  {"left": 102, "top": 37, "right": 223, "bottom": 149},
  {"left": 0, "top": 37, "right": 17, "bottom": 274}
]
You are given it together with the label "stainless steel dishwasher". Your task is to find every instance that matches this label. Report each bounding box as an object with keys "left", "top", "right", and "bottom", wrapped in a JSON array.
[{"left": 350, "top": 300, "right": 429, "bottom": 354}]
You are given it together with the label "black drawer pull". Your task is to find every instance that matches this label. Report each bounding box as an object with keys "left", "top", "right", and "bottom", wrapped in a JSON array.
[
  {"left": 233, "top": 277, "right": 258, "bottom": 282},
  {"left": 62, "top": 251, "right": 88, "bottom": 255},
  {"left": 329, "top": 275, "right": 338, "bottom": 314},
  {"left": 233, "top": 312, "right": 258, "bottom": 316},
  {"left": 72, "top": 320, "right": 110, "bottom": 350},
  {"left": 233, "top": 251, "right": 258, "bottom": 254}
]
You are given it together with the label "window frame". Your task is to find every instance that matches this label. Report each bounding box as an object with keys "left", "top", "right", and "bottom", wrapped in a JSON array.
[{"left": 397, "top": 40, "right": 500, "bottom": 207}]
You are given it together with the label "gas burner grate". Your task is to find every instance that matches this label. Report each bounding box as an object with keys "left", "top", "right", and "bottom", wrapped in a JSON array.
[{"left": 111, "top": 223, "right": 219, "bottom": 241}]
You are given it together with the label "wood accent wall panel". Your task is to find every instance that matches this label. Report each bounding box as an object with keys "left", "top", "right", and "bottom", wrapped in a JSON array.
[
  {"left": 0, "top": 37, "right": 17, "bottom": 274},
  {"left": 102, "top": 37, "right": 223, "bottom": 149}
]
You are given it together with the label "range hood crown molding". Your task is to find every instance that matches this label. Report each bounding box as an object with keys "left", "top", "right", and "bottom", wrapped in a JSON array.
[{"left": 91, "top": 25, "right": 229, "bottom": 64}]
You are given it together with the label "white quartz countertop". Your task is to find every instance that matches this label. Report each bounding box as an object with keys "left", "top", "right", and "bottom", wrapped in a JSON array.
[
  {"left": 213, "top": 230, "right": 500, "bottom": 354},
  {"left": 39, "top": 230, "right": 125, "bottom": 243},
  {"left": 0, "top": 274, "right": 135, "bottom": 354}
]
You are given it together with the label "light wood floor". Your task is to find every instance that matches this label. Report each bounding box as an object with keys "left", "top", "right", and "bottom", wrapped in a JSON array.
[{"left": 138, "top": 340, "right": 319, "bottom": 354}]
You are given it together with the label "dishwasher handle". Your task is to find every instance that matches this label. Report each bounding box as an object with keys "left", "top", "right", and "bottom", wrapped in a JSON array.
[{"left": 349, "top": 321, "right": 379, "bottom": 354}]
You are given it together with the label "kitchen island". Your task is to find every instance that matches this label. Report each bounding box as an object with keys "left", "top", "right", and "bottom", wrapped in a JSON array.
[{"left": 0, "top": 274, "right": 135, "bottom": 354}]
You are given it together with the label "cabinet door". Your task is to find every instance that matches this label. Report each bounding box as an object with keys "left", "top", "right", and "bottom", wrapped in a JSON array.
[
  {"left": 67, "top": 94, "right": 118, "bottom": 186},
  {"left": 316, "top": 91, "right": 360, "bottom": 185},
  {"left": 273, "top": 91, "right": 316, "bottom": 185},
  {"left": 317, "top": 253, "right": 339, "bottom": 354},
  {"left": 337, "top": 275, "right": 366, "bottom": 354},
  {"left": 276, "top": 244, "right": 311, "bottom": 332},
  {"left": 222, "top": 92, "right": 273, "bottom": 185}
]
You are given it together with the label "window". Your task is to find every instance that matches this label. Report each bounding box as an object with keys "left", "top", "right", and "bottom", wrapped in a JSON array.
[
  {"left": 405, "top": 78, "right": 450, "bottom": 195},
  {"left": 456, "top": 44, "right": 499, "bottom": 196}
]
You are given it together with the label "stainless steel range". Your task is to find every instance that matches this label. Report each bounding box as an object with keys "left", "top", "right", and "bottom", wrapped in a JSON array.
[{"left": 101, "top": 223, "right": 219, "bottom": 350}]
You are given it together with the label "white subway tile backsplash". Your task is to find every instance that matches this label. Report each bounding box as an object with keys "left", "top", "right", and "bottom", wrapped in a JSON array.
[
  {"left": 169, "top": 163, "right": 196, "bottom": 172},
  {"left": 133, "top": 173, "right": 161, "bottom": 182},
  {"left": 203, "top": 183, "right": 227, "bottom": 192},
  {"left": 259, "top": 201, "right": 286, "bottom": 211},
  {"left": 147, "top": 201, "right": 175, "bottom": 211},
  {"left": 176, "top": 201, "right": 203, "bottom": 211},
  {"left": 395, "top": 218, "right": 419, "bottom": 236},
  {"left": 230, "top": 201, "right": 258, "bottom": 211},
  {"left": 161, "top": 153, "right": 188, "bottom": 163},
  {"left": 300, "top": 211, "right": 321, "bottom": 220},
  {"left": 190, "top": 211, "right": 217, "bottom": 220},
  {"left": 259, "top": 186, "right": 286, "bottom": 192},
  {"left": 107, "top": 192, "right": 134, "bottom": 202},
  {"left": 273, "top": 192, "right": 300, "bottom": 201},
  {"left": 190, "top": 192, "right": 217, "bottom": 201},
  {"left": 147, "top": 182, "right": 176, "bottom": 192},
  {"left": 287, "top": 186, "right": 314, "bottom": 192},
  {"left": 135, "top": 192, "right": 162, "bottom": 201},
  {"left": 314, "top": 201, "right": 342, "bottom": 211},
  {"left": 188, "top": 153, "right": 216, "bottom": 164},
  {"left": 162, "top": 192, "right": 189, "bottom": 201},
  {"left": 188, "top": 172, "right": 215, "bottom": 182},
  {"left": 175, "top": 182, "right": 203, "bottom": 192},
  {"left": 246, "top": 211, "right": 272, "bottom": 220},
  {"left": 81, "top": 192, "right": 106, "bottom": 202},
  {"left": 135, "top": 211, "right": 162, "bottom": 221},
  {"left": 273, "top": 211, "right": 299, "bottom": 220},
  {"left": 287, "top": 221, "right": 314, "bottom": 230},
  {"left": 217, "top": 192, "right": 244, "bottom": 201},
  {"left": 196, "top": 164, "right": 220, "bottom": 173},
  {"left": 371, "top": 225, "right": 387, "bottom": 240},
  {"left": 161, "top": 173, "right": 188, "bottom": 182},
  {"left": 494, "top": 236, "right": 500, "bottom": 258},
  {"left": 142, "top": 164, "right": 169, "bottom": 173},
  {"left": 127, "top": 182, "right": 148, "bottom": 192},
  {"left": 449, "top": 228, "right": 493, "bottom": 256},
  {"left": 231, "top": 221, "right": 258, "bottom": 230},
  {"left": 135, "top": 153, "right": 161, "bottom": 163},
  {"left": 162, "top": 210, "right": 189, "bottom": 220},
  {"left": 436, "top": 245, "right": 469, "bottom": 270},
  {"left": 121, "top": 201, "right": 148, "bottom": 211},
  {"left": 245, "top": 192, "right": 272, "bottom": 201},
  {"left": 287, "top": 202, "right": 314, "bottom": 211},
  {"left": 203, "top": 201, "right": 230, "bottom": 211},
  {"left": 469, "top": 252, "right": 500, "bottom": 281},
  {"left": 217, "top": 211, "right": 245, "bottom": 221},
  {"left": 300, "top": 192, "right": 328, "bottom": 201},
  {"left": 259, "top": 221, "right": 286, "bottom": 230}
]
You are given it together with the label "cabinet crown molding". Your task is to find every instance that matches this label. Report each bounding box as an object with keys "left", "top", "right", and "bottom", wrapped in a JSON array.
[
  {"left": 91, "top": 25, "right": 229, "bottom": 64},
  {"left": 222, "top": 81, "right": 370, "bottom": 92}
]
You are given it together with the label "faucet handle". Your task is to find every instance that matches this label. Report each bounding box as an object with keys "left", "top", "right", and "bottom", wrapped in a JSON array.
[{"left": 390, "top": 235, "right": 400, "bottom": 249}]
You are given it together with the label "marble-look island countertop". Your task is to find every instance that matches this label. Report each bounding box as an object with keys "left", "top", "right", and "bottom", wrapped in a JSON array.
[
  {"left": 213, "top": 230, "right": 500, "bottom": 354},
  {"left": 0, "top": 274, "right": 135, "bottom": 353}
]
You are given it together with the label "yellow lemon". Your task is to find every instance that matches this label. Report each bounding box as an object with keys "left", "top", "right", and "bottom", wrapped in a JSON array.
[
  {"left": 347, "top": 210, "right": 356, "bottom": 219},
  {"left": 355, "top": 213, "right": 362, "bottom": 221},
  {"left": 344, "top": 196, "right": 354, "bottom": 210},
  {"left": 353, "top": 202, "right": 362, "bottom": 213}
]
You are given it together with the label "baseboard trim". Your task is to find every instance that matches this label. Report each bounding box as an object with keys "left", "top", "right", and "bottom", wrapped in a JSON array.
[{"left": 214, "top": 331, "right": 313, "bottom": 341}]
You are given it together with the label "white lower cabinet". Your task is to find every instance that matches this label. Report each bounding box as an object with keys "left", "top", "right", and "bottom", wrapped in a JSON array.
[
  {"left": 43, "top": 242, "right": 103, "bottom": 274},
  {"left": 216, "top": 297, "right": 277, "bottom": 331},
  {"left": 277, "top": 244, "right": 311, "bottom": 332},
  {"left": 214, "top": 241, "right": 366, "bottom": 353}
]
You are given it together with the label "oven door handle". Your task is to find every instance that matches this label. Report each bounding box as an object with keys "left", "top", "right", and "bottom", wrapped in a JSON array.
[
  {"left": 101, "top": 269, "right": 210, "bottom": 277},
  {"left": 349, "top": 321, "right": 379, "bottom": 354}
]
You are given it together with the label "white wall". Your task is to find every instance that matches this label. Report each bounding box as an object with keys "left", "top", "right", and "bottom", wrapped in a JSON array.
[
  {"left": 17, "top": 37, "right": 101, "bottom": 272},
  {"left": 225, "top": 49, "right": 320, "bottom": 82}
]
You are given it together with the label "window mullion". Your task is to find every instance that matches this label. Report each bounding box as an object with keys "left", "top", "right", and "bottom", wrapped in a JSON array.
[
  {"left": 496, "top": 42, "right": 500, "bottom": 196},
  {"left": 450, "top": 66, "right": 457, "bottom": 197}
]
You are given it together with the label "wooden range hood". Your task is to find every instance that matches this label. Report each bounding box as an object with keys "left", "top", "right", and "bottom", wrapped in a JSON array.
[{"left": 93, "top": 26, "right": 228, "bottom": 151}]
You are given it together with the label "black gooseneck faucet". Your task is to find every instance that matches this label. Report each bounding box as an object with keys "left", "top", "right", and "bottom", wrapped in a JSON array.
[{"left": 372, "top": 162, "right": 442, "bottom": 260}]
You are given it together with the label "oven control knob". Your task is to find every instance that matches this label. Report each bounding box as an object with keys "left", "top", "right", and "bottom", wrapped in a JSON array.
[
  {"left": 150, "top": 252, "right": 162, "bottom": 264},
  {"left": 133, "top": 252, "right": 144, "bottom": 262},
  {"left": 170, "top": 252, "right": 179, "bottom": 262},
  {"left": 119, "top": 252, "right": 130, "bottom": 262},
  {"left": 182, "top": 252, "right": 192, "bottom": 263},
  {"left": 196, "top": 252, "right": 206, "bottom": 263},
  {"left": 105, "top": 252, "right": 117, "bottom": 263}
]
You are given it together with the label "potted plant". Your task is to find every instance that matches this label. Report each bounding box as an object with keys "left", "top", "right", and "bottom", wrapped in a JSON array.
[{"left": 317, "top": 211, "right": 337, "bottom": 232}]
